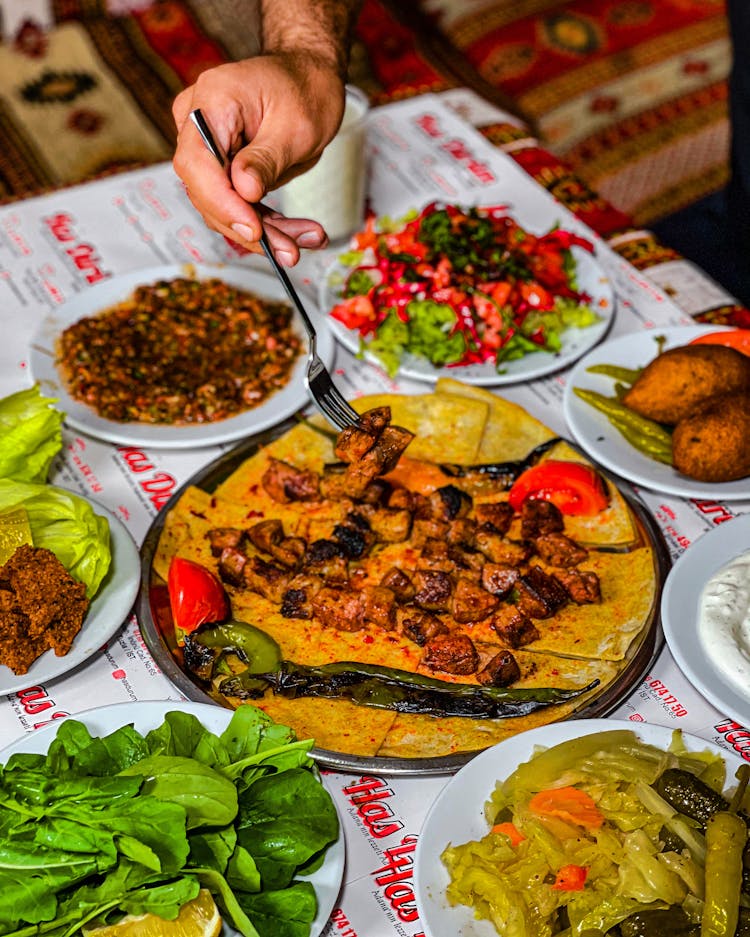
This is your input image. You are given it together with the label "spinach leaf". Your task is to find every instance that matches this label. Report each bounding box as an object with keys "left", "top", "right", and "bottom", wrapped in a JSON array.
[
  {"left": 119, "top": 754, "right": 237, "bottom": 829},
  {"left": 146, "top": 711, "right": 231, "bottom": 769},
  {"left": 237, "top": 881, "right": 317, "bottom": 937}
]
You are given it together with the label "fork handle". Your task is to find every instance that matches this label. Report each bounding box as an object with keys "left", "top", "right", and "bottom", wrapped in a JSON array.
[{"left": 258, "top": 232, "right": 318, "bottom": 354}]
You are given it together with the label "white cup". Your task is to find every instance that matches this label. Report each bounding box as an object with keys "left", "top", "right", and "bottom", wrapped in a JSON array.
[{"left": 278, "top": 85, "right": 369, "bottom": 243}]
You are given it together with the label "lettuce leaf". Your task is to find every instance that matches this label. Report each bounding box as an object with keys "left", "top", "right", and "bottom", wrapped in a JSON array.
[
  {"left": 0, "top": 480, "right": 111, "bottom": 597},
  {"left": 0, "top": 385, "right": 64, "bottom": 483}
]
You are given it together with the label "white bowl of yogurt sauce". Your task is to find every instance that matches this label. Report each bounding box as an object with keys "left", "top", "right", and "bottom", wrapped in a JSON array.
[{"left": 661, "top": 513, "right": 750, "bottom": 726}]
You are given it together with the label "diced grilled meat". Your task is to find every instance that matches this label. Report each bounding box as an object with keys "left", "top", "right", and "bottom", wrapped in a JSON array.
[
  {"left": 207, "top": 527, "right": 245, "bottom": 557},
  {"left": 411, "top": 517, "right": 450, "bottom": 548},
  {"left": 358, "top": 405, "right": 392, "bottom": 436},
  {"left": 399, "top": 608, "right": 448, "bottom": 645},
  {"left": 428, "top": 485, "right": 472, "bottom": 521},
  {"left": 360, "top": 585, "right": 397, "bottom": 629},
  {"left": 477, "top": 649, "right": 521, "bottom": 687},
  {"left": 218, "top": 546, "right": 247, "bottom": 585},
  {"left": 243, "top": 556, "right": 292, "bottom": 602},
  {"left": 332, "top": 518, "right": 374, "bottom": 559},
  {"left": 520, "top": 499, "right": 565, "bottom": 539},
  {"left": 446, "top": 518, "right": 477, "bottom": 548},
  {"left": 353, "top": 505, "right": 412, "bottom": 542},
  {"left": 475, "top": 527, "right": 533, "bottom": 566},
  {"left": 280, "top": 573, "right": 325, "bottom": 618},
  {"left": 534, "top": 533, "right": 588, "bottom": 567},
  {"left": 335, "top": 425, "right": 378, "bottom": 463},
  {"left": 359, "top": 479, "right": 392, "bottom": 506},
  {"left": 475, "top": 502, "right": 514, "bottom": 535},
  {"left": 246, "top": 519, "right": 306, "bottom": 568},
  {"left": 412, "top": 569, "right": 453, "bottom": 611},
  {"left": 302, "top": 539, "right": 349, "bottom": 583},
  {"left": 481, "top": 563, "right": 520, "bottom": 598},
  {"left": 312, "top": 586, "right": 365, "bottom": 631},
  {"left": 490, "top": 604, "right": 540, "bottom": 648},
  {"left": 345, "top": 425, "right": 415, "bottom": 497},
  {"left": 514, "top": 565, "right": 569, "bottom": 619},
  {"left": 554, "top": 568, "right": 602, "bottom": 604},
  {"left": 380, "top": 567, "right": 415, "bottom": 601},
  {"left": 420, "top": 538, "right": 449, "bottom": 563},
  {"left": 423, "top": 633, "right": 479, "bottom": 675},
  {"left": 388, "top": 487, "right": 428, "bottom": 514},
  {"left": 262, "top": 458, "right": 320, "bottom": 503},
  {"left": 451, "top": 576, "right": 500, "bottom": 624}
]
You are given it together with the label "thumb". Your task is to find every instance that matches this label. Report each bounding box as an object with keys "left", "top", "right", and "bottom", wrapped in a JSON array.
[{"left": 230, "top": 130, "right": 290, "bottom": 203}]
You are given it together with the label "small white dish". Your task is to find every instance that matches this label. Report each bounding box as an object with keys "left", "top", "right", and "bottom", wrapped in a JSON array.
[
  {"left": 0, "top": 496, "right": 139, "bottom": 697},
  {"left": 415, "top": 718, "right": 742, "bottom": 937},
  {"left": 320, "top": 245, "right": 615, "bottom": 385},
  {"left": 0, "top": 699, "right": 346, "bottom": 937},
  {"left": 29, "top": 263, "right": 334, "bottom": 449},
  {"left": 661, "top": 513, "right": 750, "bottom": 726},
  {"left": 563, "top": 324, "right": 750, "bottom": 500}
]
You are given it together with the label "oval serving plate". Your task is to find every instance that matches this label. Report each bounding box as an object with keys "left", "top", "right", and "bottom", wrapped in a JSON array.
[
  {"left": 137, "top": 420, "right": 669, "bottom": 776},
  {"left": 29, "top": 262, "right": 334, "bottom": 450}
]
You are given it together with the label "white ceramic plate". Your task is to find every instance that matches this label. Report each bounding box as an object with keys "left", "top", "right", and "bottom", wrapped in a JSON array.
[
  {"left": 0, "top": 494, "right": 140, "bottom": 696},
  {"left": 415, "top": 718, "right": 742, "bottom": 937},
  {"left": 29, "top": 263, "right": 335, "bottom": 449},
  {"left": 563, "top": 324, "right": 750, "bottom": 500},
  {"left": 662, "top": 513, "right": 750, "bottom": 726},
  {"left": 0, "top": 699, "right": 346, "bottom": 937},
  {"left": 320, "top": 245, "right": 615, "bottom": 385}
]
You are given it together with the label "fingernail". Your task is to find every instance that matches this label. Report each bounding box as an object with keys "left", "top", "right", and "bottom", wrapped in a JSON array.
[
  {"left": 297, "top": 230, "right": 324, "bottom": 248},
  {"left": 276, "top": 250, "right": 295, "bottom": 267},
  {"left": 230, "top": 222, "right": 258, "bottom": 242}
]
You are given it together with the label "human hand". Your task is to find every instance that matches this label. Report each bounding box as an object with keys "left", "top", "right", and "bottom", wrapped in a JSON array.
[{"left": 172, "top": 54, "right": 347, "bottom": 265}]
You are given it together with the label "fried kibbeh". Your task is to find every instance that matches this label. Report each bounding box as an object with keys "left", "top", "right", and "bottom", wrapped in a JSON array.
[
  {"left": 622, "top": 345, "right": 750, "bottom": 425},
  {"left": 672, "top": 392, "right": 750, "bottom": 482}
]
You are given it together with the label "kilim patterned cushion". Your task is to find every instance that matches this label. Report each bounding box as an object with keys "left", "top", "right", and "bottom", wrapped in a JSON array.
[{"left": 366, "top": 0, "right": 731, "bottom": 226}]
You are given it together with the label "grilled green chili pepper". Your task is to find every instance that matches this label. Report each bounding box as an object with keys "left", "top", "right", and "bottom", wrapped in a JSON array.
[
  {"left": 188, "top": 621, "right": 282, "bottom": 693},
  {"left": 440, "top": 436, "right": 562, "bottom": 488},
  {"left": 573, "top": 387, "right": 673, "bottom": 464},
  {"left": 701, "top": 764, "right": 750, "bottom": 937},
  {"left": 219, "top": 660, "right": 598, "bottom": 719},
  {"left": 586, "top": 363, "right": 643, "bottom": 385},
  {"left": 619, "top": 908, "right": 698, "bottom": 937}
]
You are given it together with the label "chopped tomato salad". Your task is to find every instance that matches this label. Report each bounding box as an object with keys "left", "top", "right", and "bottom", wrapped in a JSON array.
[{"left": 328, "top": 203, "right": 600, "bottom": 376}]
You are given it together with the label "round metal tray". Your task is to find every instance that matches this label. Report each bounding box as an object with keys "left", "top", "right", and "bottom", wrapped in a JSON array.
[{"left": 137, "top": 420, "right": 669, "bottom": 776}]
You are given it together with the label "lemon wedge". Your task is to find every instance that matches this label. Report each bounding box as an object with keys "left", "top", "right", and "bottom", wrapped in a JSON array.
[{"left": 85, "top": 888, "right": 222, "bottom": 937}]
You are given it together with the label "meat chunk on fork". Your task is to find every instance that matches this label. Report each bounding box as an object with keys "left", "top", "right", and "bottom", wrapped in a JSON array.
[
  {"left": 345, "top": 425, "right": 415, "bottom": 497},
  {"left": 334, "top": 406, "right": 391, "bottom": 462},
  {"left": 422, "top": 633, "right": 479, "bottom": 675},
  {"left": 262, "top": 458, "right": 320, "bottom": 503}
]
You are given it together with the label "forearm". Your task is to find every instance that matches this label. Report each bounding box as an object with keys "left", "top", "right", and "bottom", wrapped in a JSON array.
[{"left": 260, "top": 0, "right": 362, "bottom": 78}]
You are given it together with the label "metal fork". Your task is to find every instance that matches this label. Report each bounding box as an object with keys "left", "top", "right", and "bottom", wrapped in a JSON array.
[{"left": 188, "top": 108, "right": 360, "bottom": 430}]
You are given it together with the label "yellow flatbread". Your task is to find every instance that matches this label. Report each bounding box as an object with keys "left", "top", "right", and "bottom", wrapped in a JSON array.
[{"left": 152, "top": 384, "right": 658, "bottom": 763}]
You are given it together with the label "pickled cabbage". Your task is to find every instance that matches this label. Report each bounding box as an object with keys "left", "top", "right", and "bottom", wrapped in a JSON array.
[{"left": 441, "top": 730, "right": 732, "bottom": 937}]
